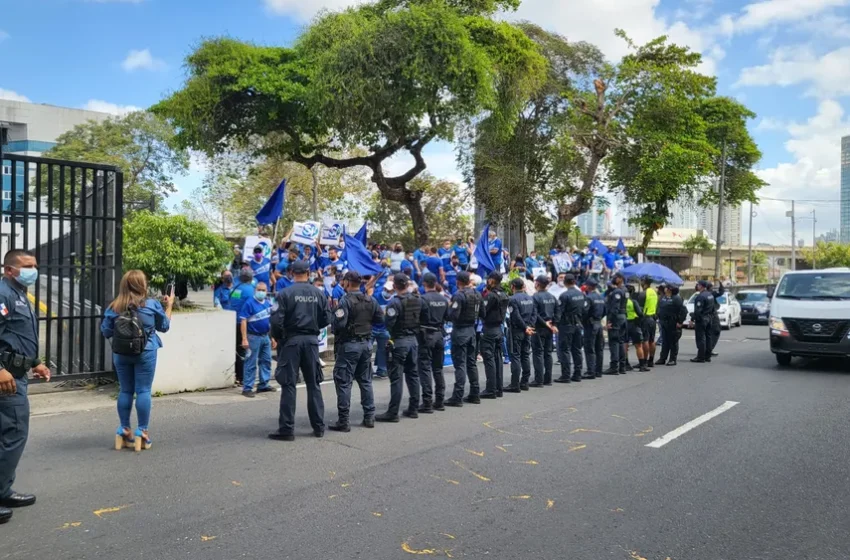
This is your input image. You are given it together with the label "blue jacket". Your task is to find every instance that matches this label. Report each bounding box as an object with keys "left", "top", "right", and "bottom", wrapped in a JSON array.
[{"left": 102, "top": 298, "right": 170, "bottom": 351}]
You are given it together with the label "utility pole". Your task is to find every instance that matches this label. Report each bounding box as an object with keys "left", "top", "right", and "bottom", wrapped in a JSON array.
[
  {"left": 713, "top": 139, "right": 727, "bottom": 279},
  {"left": 812, "top": 209, "right": 817, "bottom": 270},
  {"left": 747, "top": 201, "right": 754, "bottom": 284},
  {"left": 788, "top": 200, "right": 796, "bottom": 271}
]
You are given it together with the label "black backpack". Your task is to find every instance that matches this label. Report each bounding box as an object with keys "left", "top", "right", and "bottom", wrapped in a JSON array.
[{"left": 112, "top": 304, "right": 149, "bottom": 356}]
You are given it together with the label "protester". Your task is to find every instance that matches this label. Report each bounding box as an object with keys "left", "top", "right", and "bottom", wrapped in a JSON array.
[{"left": 238, "top": 281, "right": 277, "bottom": 398}]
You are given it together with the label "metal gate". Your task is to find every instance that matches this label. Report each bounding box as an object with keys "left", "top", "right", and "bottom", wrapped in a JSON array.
[{"left": 1, "top": 153, "right": 123, "bottom": 381}]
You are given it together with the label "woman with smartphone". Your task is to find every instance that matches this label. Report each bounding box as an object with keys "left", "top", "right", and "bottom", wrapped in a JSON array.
[{"left": 101, "top": 270, "right": 174, "bottom": 451}]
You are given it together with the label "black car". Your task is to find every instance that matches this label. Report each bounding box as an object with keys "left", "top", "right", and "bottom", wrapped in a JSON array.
[{"left": 736, "top": 290, "right": 770, "bottom": 325}]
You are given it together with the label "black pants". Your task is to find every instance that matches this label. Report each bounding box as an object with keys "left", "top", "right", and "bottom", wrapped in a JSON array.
[
  {"left": 0, "top": 376, "right": 28, "bottom": 500},
  {"left": 658, "top": 321, "right": 681, "bottom": 362},
  {"left": 387, "top": 336, "right": 419, "bottom": 415},
  {"left": 450, "top": 326, "right": 478, "bottom": 400},
  {"left": 558, "top": 325, "right": 583, "bottom": 378},
  {"left": 418, "top": 330, "right": 446, "bottom": 406},
  {"left": 531, "top": 329, "right": 554, "bottom": 384},
  {"left": 694, "top": 318, "right": 711, "bottom": 360},
  {"left": 235, "top": 328, "right": 245, "bottom": 383},
  {"left": 510, "top": 331, "right": 532, "bottom": 387},
  {"left": 608, "top": 316, "right": 626, "bottom": 372},
  {"left": 480, "top": 329, "right": 504, "bottom": 394},
  {"left": 275, "top": 336, "right": 325, "bottom": 435},
  {"left": 583, "top": 322, "right": 603, "bottom": 375},
  {"left": 333, "top": 340, "right": 375, "bottom": 424},
  {"left": 710, "top": 316, "right": 721, "bottom": 353}
]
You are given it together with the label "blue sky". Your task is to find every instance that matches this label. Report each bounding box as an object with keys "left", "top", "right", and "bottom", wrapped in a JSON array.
[{"left": 2, "top": 0, "right": 849, "bottom": 245}]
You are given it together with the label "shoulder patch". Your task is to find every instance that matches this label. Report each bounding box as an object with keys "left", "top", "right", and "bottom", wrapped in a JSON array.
[
  {"left": 387, "top": 307, "right": 397, "bottom": 317},
  {"left": 0, "top": 303, "right": 7, "bottom": 317},
  {"left": 614, "top": 294, "right": 621, "bottom": 300},
  {"left": 335, "top": 308, "right": 345, "bottom": 318},
  {"left": 452, "top": 302, "right": 459, "bottom": 309}
]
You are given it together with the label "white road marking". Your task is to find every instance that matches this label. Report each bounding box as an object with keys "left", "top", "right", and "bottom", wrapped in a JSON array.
[{"left": 645, "top": 401, "right": 739, "bottom": 449}]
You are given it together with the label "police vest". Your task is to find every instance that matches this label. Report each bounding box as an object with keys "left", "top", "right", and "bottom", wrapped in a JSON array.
[
  {"left": 393, "top": 294, "right": 422, "bottom": 336},
  {"left": 643, "top": 288, "right": 658, "bottom": 316},
  {"left": 457, "top": 289, "right": 481, "bottom": 326},
  {"left": 346, "top": 292, "right": 374, "bottom": 339},
  {"left": 626, "top": 298, "right": 638, "bottom": 321}
]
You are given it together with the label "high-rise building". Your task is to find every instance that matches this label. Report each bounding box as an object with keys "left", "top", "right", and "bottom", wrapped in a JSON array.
[
  {"left": 841, "top": 135, "right": 850, "bottom": 243},
  {"left": 700, "top": 204, "right": 742, "bottom": 247},
  {"left": 575, "top": 198, "right": 611, "bottom": 237}
]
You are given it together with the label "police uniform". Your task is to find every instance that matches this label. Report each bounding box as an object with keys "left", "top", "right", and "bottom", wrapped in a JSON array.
[
  {"left": 639, "top": 285, "right": 658, "bottom": 365},
  {"left": 582, "top": 286, "right": 606, "bottom": 378},
  {"left": 331, "top": 287, "right": 383, "bottom": 429},
  {"left": 690, "top": 283, "right": 715, "bottom": 362},
  {"left": 0, "top": 277, "right": 40, "bottom": 513},
  {"left": 605, "top": 283, "right": 628, "bottom": 374},
  {"left": 479, "top": 286, "right": 508, "bottom": 397},
  {"left": 531, "top": 289, "right": 558, "bottom": 385},
  {"left": 507, "top": 290, "right": 536, "bottom": 390},
  {"left": 657, "top": 290, "right": 687, "bottom": 365},
  {"left": 379, "top": 288, "right": 421, "bottom": 420},
  {"left": 555, "top": 284, "right": 587, "bottom": 382},
  {"left": 708, "top": 283, "right": 725, "bottom": 355},
  {"left": 446, "top": 285, "right": 482, "bottom": 405},
  {"left": 418, "top": 289, "right": 449, "bottom": 411},
  {"left": 270, "top": 262, "right": 331, "bottom": 439}
]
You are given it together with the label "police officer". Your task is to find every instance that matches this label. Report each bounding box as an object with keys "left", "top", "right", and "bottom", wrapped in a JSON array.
[
  {"left": 0, "top": 250, "right": 51, "bottom": 525},
  {"left": 506, "top": 277, "right": 536, "bottom": 392},
  {"left": 555, "top": 274, "right": 586, "bottom": 383},
  {"left": 269, "top": 260, "right": 331, "bottom": 441},
  {"left": 582, "top": 279, "right": 605, "bottom": 379},
  {"left": 708, "top": 281, "right": 725, "bottom": 358},
  {"left": 377, "top": 274, "right": 421, "bottom": 421},
  {"left": 656, "top": 284, "right": 686, "bottom": 366},
  {"left": 530, "top": 275, "right": 558, "bottom": 386},
  {"left": 329, "top": 271, "right": 383, "bottom": 432},
  {"left": 479, "top": 272, "right": 508, "bottom": 398},
  {"left": 603, "top": 274, "right": 627, "bottom": 375},
  {"left": 690, "top": 280, "right": 715, "bottom": 363},
  {"left": 418, "top": 273, "right": 449, "bottom": 412},
  {"left": 639, "top": 277, "right": 658, "bottom": 367},
  {"left": 445, "top": 271, "right": 482, "bottom": 406},
  {"left": 625, "top": 285, "right": 648, "bottom": 372}
]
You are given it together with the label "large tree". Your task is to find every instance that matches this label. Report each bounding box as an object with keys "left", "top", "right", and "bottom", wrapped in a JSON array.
[
  {"left": 44, "top": 111, "right": 189, "bottom": 212},
  {"left": 153, "top": 0, "right": 545, "bottom": 246}
]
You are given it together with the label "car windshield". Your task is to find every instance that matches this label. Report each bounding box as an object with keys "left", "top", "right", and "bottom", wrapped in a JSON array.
[
  {"left": 775, "top": 272, "right": 850, "bottom": 300},
  {"left": 736, "top": 292, "right": 768, "bottom": 303}
]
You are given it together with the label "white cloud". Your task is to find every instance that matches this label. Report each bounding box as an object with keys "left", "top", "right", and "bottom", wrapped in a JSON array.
[
  {"left": 121, "top": 48, "right": 166, "bottom": 72},
  {"left": 263, "top": 0, "right": 366, "bottom": 19},
  {"left": 734, "top": 0, "right": 850, "bottom": 32},
  {"left": 0, "top": 88, "right": 30, "bottom": 102},
  {"left": 736, "top": 46, "right": 850, "bottom": 98},
  {"left": 81, "top": 99, "right": 142, "bottom": 115}
]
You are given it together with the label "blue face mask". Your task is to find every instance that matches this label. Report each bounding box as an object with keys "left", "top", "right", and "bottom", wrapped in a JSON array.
[
  {"left": 15, "top": 268, "right": 38, "bottom": 287},
  {"left": 255, "top": 291, "right": 267, "bottom": 302}
]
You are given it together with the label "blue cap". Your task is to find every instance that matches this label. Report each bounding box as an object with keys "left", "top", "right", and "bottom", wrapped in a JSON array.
[{"left": 290, "top": 260, "right": 310, "bottom": 274}]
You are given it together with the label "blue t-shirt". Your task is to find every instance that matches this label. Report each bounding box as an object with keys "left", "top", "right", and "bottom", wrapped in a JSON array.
[
  {"left": 238, "top": 296, "right": 273, "bottom": 335},
  {"left": 102, "top": 298, "right": 170, "bottom": 351},
  {"left": 400, "top": 259, "right": 417, "bottom": 283},
  {"left": 438, "top": 247, "right": 453, "bottom": 267},
  {"left": 331, "top": 283, "right": 346, "bottom": 303},
  {"left": 214, "top": 284, "right": 232, "bottom": 308},
  {"left": 453, "top": 245, "right": 469, "bottom": 266},
  {"left": 425, "top": 256, "right": 444, "bottom": 277},
  {"left": 413, "top": 248, "right": 427, "bottom": 265},
  {"left": 489, "top": 238, "right": 503, "bottom": 266},
  {"left": 321, "top": 257, "right": 345, "bottom": 277},
  {"left": 227, "top": 281, "right": 255, "bottom": 322},
  {"left": 250, "top": 257, "right": 272, "bottom": 285},
  {"left": 525, "top": 257, "right": 537, "bottom": 273},
  {"left": 275, "top": 276, "right": 293, "bottom": 293}
]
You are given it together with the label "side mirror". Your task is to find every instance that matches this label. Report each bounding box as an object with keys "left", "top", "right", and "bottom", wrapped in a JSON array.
[{"left": 766, "top": 285, "right": 776, "bottom": 299}]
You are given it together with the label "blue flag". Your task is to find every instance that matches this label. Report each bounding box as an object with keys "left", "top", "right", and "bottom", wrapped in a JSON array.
[
  {"left": 616, "top": 238, "right": 626, "bottom": 252},
  {"left": 588, "top": 238, "right": 608, "bottom": 255},
  {"left": 474, "top": 224, "right": 497, "bottom": 276},
  {"left": 255, "top": 180, "right": 286, "bottom": 226},
  {"left": 343, "top": 233, "right": 382, "bottom": 276},
  {"left": 355, "top": 222, "right": 368, "bottom": 245}
]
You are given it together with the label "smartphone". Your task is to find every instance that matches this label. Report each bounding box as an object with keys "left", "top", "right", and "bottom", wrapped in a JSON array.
[{"left": 165, "top": 282, "right": 175, "bottom": 298}]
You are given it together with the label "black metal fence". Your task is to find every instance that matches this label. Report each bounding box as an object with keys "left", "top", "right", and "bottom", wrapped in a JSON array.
[{"left": 1, "top": 153, "right": 123, "bottom": 381}]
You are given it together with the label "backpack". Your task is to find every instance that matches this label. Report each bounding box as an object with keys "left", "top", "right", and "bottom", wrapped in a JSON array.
[{"left": 112, "top": 304, "right": 149, "bottom": 356}]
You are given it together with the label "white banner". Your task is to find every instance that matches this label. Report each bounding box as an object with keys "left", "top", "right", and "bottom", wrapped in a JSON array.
[
  {"left": 531, "top": 266, "right": 547, "bottom": 279},
  {"left": 291, "top": 221, "right": 322, "bottom": 246},
  {"left": 243, "top": 236, "right": 273, "bottom": 261},
  {"left": 552, "top": 255, "right": 572, "bottom": 273},
  {"left": 318, "top": 326, "right": 329, "bottom": 352},
  {"left": 320, "top": 222, "right": 344, "bottom": 246}
]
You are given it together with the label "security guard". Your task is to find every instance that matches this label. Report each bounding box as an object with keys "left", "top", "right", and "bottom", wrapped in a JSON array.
[
  {"left": 445, "top": 271, "right": 482, "bottom": 406},
  {"left": 479, "top": 272, "right": 508, "bottom": 398},
  {"left": 656, "top": 284, "right": 687, "bottom": 366},
  {"left": 582, "top": 279, "right": 606, "bottom": 379},
  {"left": 417, "top": 273, "right": 449, "bottom": 412},
  {"left": 0, "top": 250, "right": 51, "bottom": 525},
  {"left": 690, "top": 280, "right": 715, "bottom": 363},
  {"left": 625, "top": 285, "right": 649, "bottom": 372},
  {"left": 377, "top": 274, "right": 421, "bottom": 422},
  {"left": 269, "top": 260, "right": 331, "bottom": 441},
  {"left": 603, "top": 274, "right": 627, "bottom": 375},
  {"left": 531, "top": 275, "right": 558, "bottom": 386},
  {"left": 708, "top": 281, "right": 725, "bottom": 358},
  {"left": 329, "top": 271, "right": 383, "bottom": 432},
  {"left": 555, "top": 274, "right": 586, "bottom": 383},
  {"left": 639, "top": 277, "right": 658, "bottom": 367},
  {"left": 506, "top": 277, "right": 536, "bottom": 392}
]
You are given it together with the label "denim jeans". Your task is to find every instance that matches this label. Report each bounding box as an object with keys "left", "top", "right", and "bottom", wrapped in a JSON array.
[
  {"left": 244, "top": 334, "right": 272, "bottom": 391},
  {"left": 114, "top": 349, "right": 158, "bottom": 431},
  {"left": 373, "top": 330, "right": 390, "bottom": 375}
]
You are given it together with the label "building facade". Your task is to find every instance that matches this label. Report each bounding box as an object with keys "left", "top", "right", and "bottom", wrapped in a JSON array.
[
  {"left": 699, "top": 204, "right": 742, "bottom": 247},
  {"left": 575, "top": 197, "right": 611, "bottom": 238},
  {"left": 841, "top": 135, "right": 850, "bottom": 243}
]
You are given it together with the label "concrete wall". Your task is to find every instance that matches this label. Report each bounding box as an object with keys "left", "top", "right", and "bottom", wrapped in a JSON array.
[
  {"left": 0, "top": 100, "right": 110, "bottom": 145},
  {"left": 152, "top": 310, "right": 236, "bottom": 394}
]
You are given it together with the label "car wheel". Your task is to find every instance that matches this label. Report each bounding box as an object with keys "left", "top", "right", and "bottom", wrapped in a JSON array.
[
  {"left": 775, "top": 353, "right": 792, "bottom": 367},
  {"left": 723, "top": 314, "right": 731, "bottom": 330}
]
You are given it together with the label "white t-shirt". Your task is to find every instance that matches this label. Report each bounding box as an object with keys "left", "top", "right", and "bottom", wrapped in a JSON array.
[{"left": 390, "top": 251, "right": 405, "bottom": 273}]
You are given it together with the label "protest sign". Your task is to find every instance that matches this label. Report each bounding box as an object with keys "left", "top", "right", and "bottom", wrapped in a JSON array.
[
  {"left": 291, "top": 221, "right": 322, "bottom": 246},
  {"left": 320, "top": 222, "right": 344, "bottom": 246}
]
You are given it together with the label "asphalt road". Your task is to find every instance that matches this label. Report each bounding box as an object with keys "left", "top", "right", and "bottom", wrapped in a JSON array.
[{"left": 4, "top": 325, "right": 850, "bottom": 560}]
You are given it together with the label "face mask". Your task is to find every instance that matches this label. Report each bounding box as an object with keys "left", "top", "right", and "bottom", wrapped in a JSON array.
[
  {"left": 14, "top": 268, "right": 38, "bottom": 287},
  {"left": 254, "top": 254, "right": 263, "bottom": 262},
  {"left": 224, "top": 278, "right": 233, "bottom": 285},
  {"left": 255, "top": 291, "right": 267, "bottom": 302},
  {"left": 557, "top": 281, "right": 564, "bottom": 287}
]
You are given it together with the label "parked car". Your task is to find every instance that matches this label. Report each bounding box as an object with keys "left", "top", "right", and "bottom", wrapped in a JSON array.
[
  {"left": 685, "top": 292, "right": 742, "bottom": 330},
  {"left": 736, "top": 290, "right": 770, "bottom": 325}
]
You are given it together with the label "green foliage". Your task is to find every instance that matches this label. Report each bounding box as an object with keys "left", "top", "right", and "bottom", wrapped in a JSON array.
[
  {"left": 123, "top": 212, "right": 231, "bottom": 290},
  {"left": 682, "top": 232, "right": 715, "bottom": 254},
  {"left": 804, "top": 242, "right": 850, "bottom": 269},
  {"left": 751, "top": 251, "right": 769, "bottom": 283},
  {"left": 500, "top": 268, "right": 523, "bottom": 293},
  {"left": 44, "top": 112, "right": 189, "bottom": 211}
]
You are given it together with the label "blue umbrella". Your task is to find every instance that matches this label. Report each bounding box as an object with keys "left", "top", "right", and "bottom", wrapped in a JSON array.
[{"left": 621, "top": 262, "right": 683, "bottom": 286}]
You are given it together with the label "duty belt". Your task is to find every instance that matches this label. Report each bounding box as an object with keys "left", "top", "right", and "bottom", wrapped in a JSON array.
[
  {"left": 421, "top": 326, "right": 443, "bottom": 332},
  {"left": 0, "top": 351, "right": 34, "bottom": 379}
]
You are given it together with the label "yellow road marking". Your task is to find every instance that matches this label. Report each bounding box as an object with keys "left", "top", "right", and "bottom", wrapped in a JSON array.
[
  {"left": 57, "top": 522, "right": 82, "bottom": 530},
  {"left": 509, "top": 495, "right": 532, "bottom": 500},
  {"left": 464, "top": 449, "right": 485, "bottom": 457},
  {"left": 93, "top": 505, "right": 128, "bottom": 518},
  {"left": 452, "top": 460, "right": 491, "bottom": 482},
  {"left": 510, "top": 460, "right": 539, "bottom": 466},
  {"left": 568, "top": 444, "right": 587, "bottom": 453},
  {"left": 201, "top": 536, "right": 216, "bottom": 542},
  {"left": 401, "top": 542, "right": 437, "bottom": 555},
  {"left": 495, "top": 446, "right": 509, "bottom": 453},
  {"left": 429, "top": 475, "right": 460, "bottom": 485},
  {"left": 341, "top": 482, "right": 352, "bottom": 488},
  {"left": 482, "top": 421, "right": 520, "bottom": 436}
]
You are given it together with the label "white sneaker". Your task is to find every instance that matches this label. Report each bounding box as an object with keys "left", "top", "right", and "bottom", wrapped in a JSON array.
[{"left": 319, "top": 358, "right": 327, "bottom": 367}]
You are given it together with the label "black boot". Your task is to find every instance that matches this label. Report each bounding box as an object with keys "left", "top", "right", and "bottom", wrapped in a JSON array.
[
  {"left": 503, "top": 386, "right": 522, "bottom": 393},
  {"left": 433, "top": 398, "right": 446, "bottom": 411},
  {"left": 418, "top": 403, "right": 435, "bottom": 413},
  {"left": 666, "top": 360, "right": 677, "bottom": 366},
  {"left": 376, "top": 412, "right": 400, "bottom": 422},
  {"left": 362, "top": 417, "right": 375, "bottom": 428},
  {"left": 479, "top": 391, "right": 498, "bottom": 399},
  {"left": 655, "top": 359, "right": 667, "bottom": 366},
  {"left": 0, "top": 507, "right": 10, "bottom": 525},
  {"left": 328, "top": 422, "right": 351, "bottom": 433},
  {"left": 444, "top": 398, "right": 464, "bottom": 407},
  {"left": 602, "top": 368, "right": 619, "bottom": 376},
  {"left": 554, "top": 377, "right": 571, "bottom": 383},
  {"left": 463, "top": 395, "right": 481, "bottom": 404},
  {"left": 638, "top": 360, "right": 649, "bottom": 372},
  {"left": 403, "top": 408, "right": 419, "bottom": 419}
]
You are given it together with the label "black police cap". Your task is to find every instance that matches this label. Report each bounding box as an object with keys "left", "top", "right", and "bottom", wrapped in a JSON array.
[
  {"left": 697, "top": 279, "right": 709, "bottom": 288},
  {"left": 290, "top": 260, "right": 310, "bottom": 274},
  {"left": 393, "top": 273, "right": 410, "bottom": 287},
  {"left": 457, "top": 271, "right": 472, "bottom": 285},
  {"left": 343, "top": 270, "right": 362, "bottom": 284},
  {"left": 564, "top": 273, "right": 576, "bottom": 284},
  {"left": 535, "top": 275, "right": 550, "bottom": 286},
  {"left": 422, "top": 272, "right": 438, "bottom": 286},
  {"left": 488, "top": 271, "right": 502, "bottom": 283},
  {"left": 584, "top": 278, "right": 599, "bottom": 287},
  {"left": 510, "top": 277, "right": 525, "bottom": 290}
]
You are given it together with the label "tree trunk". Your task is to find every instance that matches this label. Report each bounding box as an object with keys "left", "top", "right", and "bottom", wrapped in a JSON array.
[
  {"left": 551, "top": 152, "right": 604, "bottom": 249},
  {"left": 402, "top": 193, "right": 429, "bottom": 248},
  {"left": 639, "top": 226, "right": 658, "bottom": 257}
]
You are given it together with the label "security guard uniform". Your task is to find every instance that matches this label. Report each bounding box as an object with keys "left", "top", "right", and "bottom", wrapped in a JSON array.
[
  {"left": 690, "top": 283, "right": 715, "bottom": 362},
  {"left": 0, "top": 277, "right": 40, "bottom": 509},
  {"left": 583, "top": 286, "right": 606, "bottom": 378},
  {"left": 657, "top": 290, "right": 687, "bottom": 365},
  {"left": 605, "top": 283, "right": 628, "bottom": 374},
  {"left": 446, "top": 285, "right": 482, "bottom": 405},
  {"left": 270, "top": 262, "right": 331, "bottom": 439},
  {"left": 479, "top": 286, "right": 509, "bottom": 397},
  {"left": 709, "top": 283, "right": 725, "bottom": 355},
  {"left": 418, "top": 289, "right": 449, "bottom": 411},
  {"left": 380, "top": 291, "right": 422, "bottom": 419},
  {"left": 626, "top": 295, "right": 645, "bottom": 346},
  {"left": 331, "top": 288, "right": 383, "bottom": 429},
  {"left": 556, "top": 284, "right": 587, "bottom": 382},
  {"left": 507, "top": 290, "right": 536, "bottom": 390},
  {"left": 640, "top": 285, "right": 658, "bottom": 365}
]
